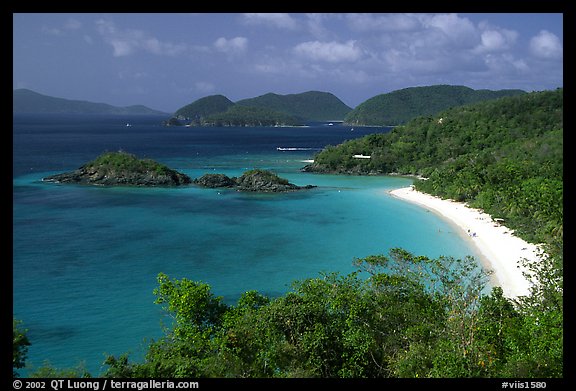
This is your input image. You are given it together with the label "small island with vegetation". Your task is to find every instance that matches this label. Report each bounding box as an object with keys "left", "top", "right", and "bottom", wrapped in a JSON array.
[
  {"left": 43, "top": 151, "right": 192, "bottom": 187},
  {"left": 194, "top": 169, "right": 316, "bottom": 192},
  {"left": 43, "top": 153, "right": 315, "bottom": 193}
]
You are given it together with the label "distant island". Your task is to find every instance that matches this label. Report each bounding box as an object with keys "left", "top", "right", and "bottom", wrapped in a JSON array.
[
  {"left": 13, "top": 89, "right": 168, "bottom": 115},
  {"left": 43, "top": 151, "right": 191, "bottom": 187},
  {"left": 194, "top": 169, "right": 316, "bottom": 192},
  {"left": 14, "top": 85, "right": 529, "bottom": 126},
  {"left": 165, "top": 91, "right": 353, "bottom": 127},
  {"left": 13, "top": 85, "right": 526, "bottom": 127},
  {"left": 165, "top": 85, "right": 527, "bottom": 128}
]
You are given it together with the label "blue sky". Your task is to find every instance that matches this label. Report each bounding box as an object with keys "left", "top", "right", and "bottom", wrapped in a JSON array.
[{"left": 13, "top": 13, "right": 563, "bottom": 113}]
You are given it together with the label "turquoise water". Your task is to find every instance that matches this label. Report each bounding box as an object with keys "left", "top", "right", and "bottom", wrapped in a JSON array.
[{"left": 13, "top": 116, "right": 483, "bottom": 376}]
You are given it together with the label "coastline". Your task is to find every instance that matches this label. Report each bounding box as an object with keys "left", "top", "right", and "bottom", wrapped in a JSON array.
[{"left": 388, "top": 186, "right": 542, "bottom": 298}]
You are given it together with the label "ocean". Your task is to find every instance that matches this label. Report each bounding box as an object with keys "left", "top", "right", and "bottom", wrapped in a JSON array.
[{"left": 13, "top": 114, "right": 482, "bottom": 376}]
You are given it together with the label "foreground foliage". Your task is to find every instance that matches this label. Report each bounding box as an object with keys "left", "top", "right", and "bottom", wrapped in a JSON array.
[
  {"left": 98, "top": 247, "right": 561, "bottom": 378},
  {"left": 13, "top": 319, "right": 30, "bottom": 377},
  {"left": 15, "top": 245, "right": 562, "bottom": 378}
]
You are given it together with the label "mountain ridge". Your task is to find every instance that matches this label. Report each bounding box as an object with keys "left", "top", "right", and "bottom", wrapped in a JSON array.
[
  {"left": 344, "top": 85, "right": 527, "bottom": 126},
  {"left": 13, "top": 89, "right": 168, "bottom": 115},
  {"left": 170, "top": 90, "right": 352, "bottom": 126},
  {"left": 15, "top": 85, "right": 533, "bottom": 125},
  {"left": 235, "top": 90, "right": 353, "bottom": 122}
]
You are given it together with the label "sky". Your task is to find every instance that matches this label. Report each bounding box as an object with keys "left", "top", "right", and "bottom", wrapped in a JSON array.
[{"left": 13, "top": 12, "right": 564, "bottom": 113}]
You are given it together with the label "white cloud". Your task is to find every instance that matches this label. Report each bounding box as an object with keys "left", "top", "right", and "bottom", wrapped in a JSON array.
[
  {"left": 214, "top": 37, "right": 248, "bottom": 55},
  {"left": 484, "top": 53, "right": 530, "bottom": 73},
  {"left": 96, "top": 19, "right": 187, "bottom": 57},
  {"left": 416, "top": 13, "right": 478, "bottom": 47},
  {"left": 474, "top": 28, "right": 518, "bottom": 53},
  {"left": 242, "top": 13, "right": 298, "bottom": 30},
  {"left": 293, "top": 40, "right": 363, "bottom": 63},
  {"left": 143, "top": 37, "right": 186, "bottom": 56},
  {"left": 530, "top": 30, "right": 563, "bottom": 59},
  {"left": 41, "top": 18, "right": 83, "bottom": 35},
  {"left": 304, "top": 13, "right": 331, "bottom": 39}
]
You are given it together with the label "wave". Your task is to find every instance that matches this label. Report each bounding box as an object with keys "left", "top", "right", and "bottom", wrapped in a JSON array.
[{"left": 276, "top": 147, "right": 322, "bottom": 151}]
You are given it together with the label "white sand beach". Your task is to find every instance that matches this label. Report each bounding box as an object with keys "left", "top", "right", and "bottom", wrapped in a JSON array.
[{"left": 389, "top": 186, "right": 543, "bottom": 298}]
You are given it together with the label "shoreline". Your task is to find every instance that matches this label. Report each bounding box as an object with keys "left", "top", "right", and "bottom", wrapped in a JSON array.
[{"left": 388, "top": 186, "right": 542, "bottom": 298}]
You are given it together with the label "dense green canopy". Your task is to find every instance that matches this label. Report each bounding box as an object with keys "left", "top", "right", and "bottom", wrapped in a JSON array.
[
  {"left": 170, "top": 90, "right": 352, "bottom": 126},
  {"left": 236, "top": 91, "right": 352, "bottom": 122},
  {"left": 173, "top": 94, "right": 235, "bottom": 121},
  {"left": 344, "top": 85, "right": 526, "bottom": 126}
]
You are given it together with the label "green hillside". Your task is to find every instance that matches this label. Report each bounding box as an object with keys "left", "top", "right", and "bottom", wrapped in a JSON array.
[
  {"left": 13, "top": 89, "right": 167, "bottom": 115},
  {"left": 201, "top": 105, "right": 299, "bottom": 127},
  {"left": 170, "top": 90, "right": 353, "bottom": 126},
  {"left": 345, "top": 85, "right": 526, "bottom": 126},
  {"left": 235, "top": 91, "right": 352, "bottom": 121},
  {"left": 173, "top": 95, "right": 235, "bottom": 123}
]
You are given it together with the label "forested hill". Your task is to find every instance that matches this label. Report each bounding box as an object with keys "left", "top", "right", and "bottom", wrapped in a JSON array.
[
  {"left": 13, "top": 89, "right": 167, "bottom": 115},
  {"left": 173, "top": 95, "right": 235, "bottom": 121},
  {"left": 235, "top": 91, "right": 352, "bottom": 121},
  {"left": 344, "top": 85, "right": 526, "bottom": 126},
  {"left": 305, "top": 88, "right": 563, "bottom": 245},
  {"left": 169, "top": 91, "right": 352, "bottom": 126}
]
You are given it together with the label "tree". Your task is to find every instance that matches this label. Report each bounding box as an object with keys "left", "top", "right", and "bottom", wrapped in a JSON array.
[{"left": 13, "top": 318, "right": 31, "bottom": 377}]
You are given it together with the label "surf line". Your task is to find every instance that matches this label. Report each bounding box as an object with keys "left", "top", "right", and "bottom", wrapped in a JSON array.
[{"left": 276, "top": 147, "right": 322, "bottom": 151}]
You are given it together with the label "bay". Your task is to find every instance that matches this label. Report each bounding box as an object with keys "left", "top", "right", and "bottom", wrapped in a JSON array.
[{"left": 13, "top": 114, "right": 482, "bottom": 375}]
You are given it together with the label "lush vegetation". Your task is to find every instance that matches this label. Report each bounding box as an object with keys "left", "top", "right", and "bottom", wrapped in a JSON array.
[
  {"left": 344, "top": 85, "right": 526, "bottom": 126},
  {"left": 13, "top": 319, "right": 30, "bottom": 377},
  {"left": 173, "top": 94, "right": 235, "bottom": 123},
  {"left": 85, "top": 151, "right": 175, "bottom": 176},
  {"left": 309, "top": 89, "right": 563, "bottom": 246},
  {"left": 199, "top": 105, "right": 300, "bottom": 127},
  {"left": 43, "top": 151, "right": 191, "bottom": 186},
  {"left": 239, "top": 169, "right": 290, "bottom": 185},
  {"left": 168, "top": 90, "right": 352, "bottom": 126},
  {"left": 236, "top": 91, "right": 352, "bottom": 122},
  {"left": 15, "top": 245, "right": 562, "bottom": 378},
  {"left": 102, "top": 251, "right": 561, "bottom": 378}
]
